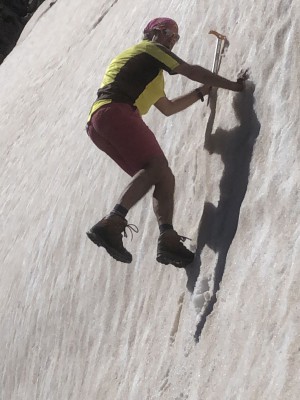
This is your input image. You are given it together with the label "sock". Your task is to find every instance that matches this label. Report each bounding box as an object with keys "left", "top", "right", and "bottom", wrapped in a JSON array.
[
  {"left": 159, "top": 224, "right": 174, "bottom": 234},
  {"left": 110, "top": 204, "right": 128, "bottom": 219}
]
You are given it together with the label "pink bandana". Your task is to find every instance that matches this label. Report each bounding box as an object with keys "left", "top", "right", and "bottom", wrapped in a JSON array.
[{"left": 143, "top": 18, "right": 178, "bottom": 34}]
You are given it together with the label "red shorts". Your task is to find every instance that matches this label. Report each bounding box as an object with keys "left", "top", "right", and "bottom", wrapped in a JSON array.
[{"left": 86, "top": 103, "right": 165, "bottom": 176}]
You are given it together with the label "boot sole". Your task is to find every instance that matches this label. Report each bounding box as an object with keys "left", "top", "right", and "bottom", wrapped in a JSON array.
[
  {"left": 157, "top": 252, "right": 194, "bottom": 269},
  {"left": 86, "top": 231, "right": 132, "bottom": 263}
]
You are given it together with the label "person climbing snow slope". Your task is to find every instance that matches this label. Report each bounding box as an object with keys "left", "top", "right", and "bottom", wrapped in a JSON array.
[{"left": 86, "top": 17, "right": 247, "bottom": 268}]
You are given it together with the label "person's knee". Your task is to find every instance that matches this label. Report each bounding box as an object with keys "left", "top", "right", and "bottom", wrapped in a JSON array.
[
  {"left": 145, "top": 157, "right": 174, "bottom": 185},
  {"left": 162, "top": 166, "right": 175, "bottom": 188}
]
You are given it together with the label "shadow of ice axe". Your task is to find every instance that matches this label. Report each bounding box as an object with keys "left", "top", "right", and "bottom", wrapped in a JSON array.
[{"left": 207, "top": 30, "right": 228, "bottom": 105}]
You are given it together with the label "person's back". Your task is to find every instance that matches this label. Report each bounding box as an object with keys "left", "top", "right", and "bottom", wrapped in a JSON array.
[{"left": 88, "top": 39, "right": 183, "bottom": 119}]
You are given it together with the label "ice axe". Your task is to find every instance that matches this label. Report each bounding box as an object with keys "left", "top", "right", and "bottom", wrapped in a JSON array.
[{"left": 207, "top": 30, "right": 227, "bottom": 105}]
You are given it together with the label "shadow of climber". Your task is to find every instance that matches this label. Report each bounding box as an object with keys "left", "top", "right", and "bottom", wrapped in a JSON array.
[{"left": 186, "top": 82, "right": 261, "bottom": 341}]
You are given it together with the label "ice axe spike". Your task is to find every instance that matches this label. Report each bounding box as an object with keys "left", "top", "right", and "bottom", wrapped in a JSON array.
[{"left": 207, "top": 30, "right": 227, "bottom": 105}]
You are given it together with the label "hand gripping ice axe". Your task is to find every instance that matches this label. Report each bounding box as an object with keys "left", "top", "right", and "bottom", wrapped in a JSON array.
[{"left": 207, "top": 30, "right": 227, "bottom": 105}]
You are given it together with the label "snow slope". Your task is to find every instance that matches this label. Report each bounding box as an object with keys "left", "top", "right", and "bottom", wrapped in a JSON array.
[{"left": 1, "top": 0, "right": 300, "bottom": 399}]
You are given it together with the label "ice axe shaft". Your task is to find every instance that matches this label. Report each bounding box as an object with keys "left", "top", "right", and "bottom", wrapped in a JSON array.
[
  {"left": 207, "top": 30, "right": 227, "bottom": 105},
  {"left": 209, "top": 30, "right": 226, "bottom": 73}
]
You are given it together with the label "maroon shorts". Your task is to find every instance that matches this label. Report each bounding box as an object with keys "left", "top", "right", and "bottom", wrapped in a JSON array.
[{"left": 86, "top": 103, "right": 165, "bottom": 177}]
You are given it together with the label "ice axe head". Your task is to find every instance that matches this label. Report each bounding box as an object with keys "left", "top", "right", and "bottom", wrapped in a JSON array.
[{"left": 208, "top": 30, "right": 227, "bottom": 40}]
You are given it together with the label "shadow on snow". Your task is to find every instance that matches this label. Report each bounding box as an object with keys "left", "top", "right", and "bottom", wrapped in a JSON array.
[{"left": 185, "top": 82, "right": 261, "bottom": 342}]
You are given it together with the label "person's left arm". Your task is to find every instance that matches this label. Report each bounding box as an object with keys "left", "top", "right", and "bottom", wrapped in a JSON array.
[{"left": 155, "top": 84, "right": 210, "bottom": 116}]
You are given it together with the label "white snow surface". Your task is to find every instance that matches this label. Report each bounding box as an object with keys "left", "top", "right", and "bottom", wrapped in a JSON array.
[{"left": 1, "top": 0, "right": 300, "bottom": 399}]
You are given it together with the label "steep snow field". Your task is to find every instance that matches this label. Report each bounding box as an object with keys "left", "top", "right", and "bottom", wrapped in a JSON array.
[{"left": 1, "top": 0, "right": 300, "bottom": 399}]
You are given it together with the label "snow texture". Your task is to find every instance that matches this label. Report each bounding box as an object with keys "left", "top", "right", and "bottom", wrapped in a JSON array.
[{"left": 1, "top": 0, "right": 300, "bottom": 399}]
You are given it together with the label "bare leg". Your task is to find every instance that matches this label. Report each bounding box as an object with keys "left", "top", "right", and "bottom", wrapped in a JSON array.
[
  {"left": 152, "top": 167, "right": 175, "bottom": 225},
  {"left": 118, "top": 156, "right": 175, "bottom": 225},
  {"left": 88, "top": 155, "right": 193, "bottom": 266}
]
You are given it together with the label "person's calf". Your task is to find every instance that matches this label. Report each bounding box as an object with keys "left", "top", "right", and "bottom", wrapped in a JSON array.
[
  {"left": 117, "top": 157, "right": 172, "bottom": 211},
  {"left": 152, "top": 165, "right": 175, "bottom": 226}
]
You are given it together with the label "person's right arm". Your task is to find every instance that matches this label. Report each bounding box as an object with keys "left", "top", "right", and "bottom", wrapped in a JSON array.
[{"left": 173, "top": 62, "right": 244, "bottom": 92}]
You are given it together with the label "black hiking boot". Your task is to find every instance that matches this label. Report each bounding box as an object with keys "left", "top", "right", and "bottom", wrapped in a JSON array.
[
  {"left": 86, "top": 214, "right": 138, "bottom": 263},
  {"left": 156, "top": 229, "right": 194, "bottom": 268}
]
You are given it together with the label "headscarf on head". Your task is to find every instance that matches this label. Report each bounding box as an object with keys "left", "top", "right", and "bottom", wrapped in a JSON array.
[{"left": 143, "top": 17, "right": 178, "bottom": 34}]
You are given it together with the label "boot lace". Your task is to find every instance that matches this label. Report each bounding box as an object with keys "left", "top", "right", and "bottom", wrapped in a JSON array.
[
  {"left": 178, "top": 235, "right": 191, "bottom": 242},
  {"left": 123, "top": 223, "right": 139, "bottom": 241}
]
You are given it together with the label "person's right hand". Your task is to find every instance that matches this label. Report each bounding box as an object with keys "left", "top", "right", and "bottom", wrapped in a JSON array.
[{"left": 199, "top": 84, "right": 212, "bottom": 96}]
